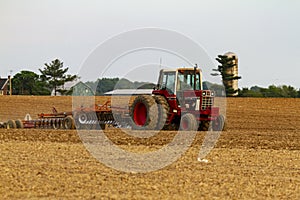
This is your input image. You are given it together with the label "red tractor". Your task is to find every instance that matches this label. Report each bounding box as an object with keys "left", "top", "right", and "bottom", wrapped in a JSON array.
[{"left": 129, "top": 66, "right": 225, "bottom": 131}]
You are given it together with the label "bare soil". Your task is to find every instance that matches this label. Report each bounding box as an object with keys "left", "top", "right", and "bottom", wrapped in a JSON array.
[{"left": 0, "top": 96, "right": 299, "bottom": 199}]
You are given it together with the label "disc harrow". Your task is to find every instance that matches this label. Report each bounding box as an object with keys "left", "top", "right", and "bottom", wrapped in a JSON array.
[{"left": 1, "top": 100, "right": 131, "bottom": 130}]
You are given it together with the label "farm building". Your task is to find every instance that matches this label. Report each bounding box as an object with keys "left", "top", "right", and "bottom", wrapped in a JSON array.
[
  {"left": 71, "top": 81, "right": 94, "bottom": 96},
  {"left": 224, "top": 52, "right": 239, "bottom": 96},
  {"left": 51, "top": 81, "right": 94, "bottom": 96},
  {"left": 0, "top": 77, "right": 10, "bottom": 95}
]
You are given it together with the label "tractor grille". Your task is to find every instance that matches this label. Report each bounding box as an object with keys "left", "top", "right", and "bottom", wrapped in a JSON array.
[{"left": 201, "top": 97, "right": 213, "bottom": 110}]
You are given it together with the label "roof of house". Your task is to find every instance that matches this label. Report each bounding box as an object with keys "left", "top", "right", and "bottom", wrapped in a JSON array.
[
  {"left": 63, "top": 80, "right": 80, "bottom": 90},
  {"left": 104, "top": 89, "right": 153, "bottom": 96},
  {"left": 0, "top": 78, "right": 9, "bottom": 90}
]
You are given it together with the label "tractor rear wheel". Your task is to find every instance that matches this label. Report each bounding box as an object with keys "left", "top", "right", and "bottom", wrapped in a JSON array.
[
  {"left": 154, "top": 95, "right": 169, "bottom": 130},
  {"left": 179, "top": 113, "right": 198, "bottom": 131},
  {"left": 130, "top": 95, "right": 158, "bottom": 130}
]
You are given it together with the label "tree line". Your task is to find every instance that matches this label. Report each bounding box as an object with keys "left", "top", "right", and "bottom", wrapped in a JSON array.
[
  {"left": 238, "top": 85, "right": 300, "bottom": 98},
  {"left": 9, "top": 58, "right": 300, "bottom": 98},
  {"left": 85, "top": 78, "right": 155, "bottom": 95}
]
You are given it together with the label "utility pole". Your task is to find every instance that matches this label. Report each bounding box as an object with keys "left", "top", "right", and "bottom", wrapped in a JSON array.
[{"left": 9, "top": 70, "right": 12, "bottom": 95}]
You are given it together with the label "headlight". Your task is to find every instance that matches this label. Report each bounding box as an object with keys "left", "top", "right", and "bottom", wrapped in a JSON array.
[{"left": 202, "top": 91, "right": 206, "bottom": 96}]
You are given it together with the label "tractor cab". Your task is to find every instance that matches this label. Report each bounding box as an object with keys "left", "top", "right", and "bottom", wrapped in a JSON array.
[
  {"left": 157, "top": 67, "right": 203, "bottom": 95},
  {"left": 155, "top": 67, "right": 210, "bottom": 111}
]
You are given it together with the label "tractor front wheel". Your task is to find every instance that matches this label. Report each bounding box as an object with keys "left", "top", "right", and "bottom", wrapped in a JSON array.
[
  {"left": 212, "top": 115, "right": 225, "bottom": 131},
  {"left": 179, "top": 113, "right": 198, "bottom": 131}
]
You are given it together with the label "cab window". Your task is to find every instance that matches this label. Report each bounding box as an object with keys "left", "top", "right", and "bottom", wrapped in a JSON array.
[
  {"left": 161, "top": 72, "right": 176, "bottom": 94},
  {"left": 177, "top": 71, "right": 201, "bottom": 91}
]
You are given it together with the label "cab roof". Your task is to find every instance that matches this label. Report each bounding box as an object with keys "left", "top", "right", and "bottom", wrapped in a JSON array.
[{"left": 161, "top": 67, "right": 202, "bottom": 73}]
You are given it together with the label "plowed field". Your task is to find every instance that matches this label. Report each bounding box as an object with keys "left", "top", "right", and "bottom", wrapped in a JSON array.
[{"left": 0, "top": 96, "right": 299, "bottom": 199}]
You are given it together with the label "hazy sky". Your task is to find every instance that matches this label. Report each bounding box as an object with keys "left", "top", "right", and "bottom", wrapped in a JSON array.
[{"left": 0, "top": 0, "right": 299, "bottom": 88}]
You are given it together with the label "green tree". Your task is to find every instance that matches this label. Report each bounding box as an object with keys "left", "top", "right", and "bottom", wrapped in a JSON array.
[
  {"left": 238, "top": 85, "right": 299, "bottom": 98},
  {"left": 281, "top": 85, "right": 298, "bottom": 98},
  {"left": 211, "top": 55, "right": 241, "bottom": 96},
  {"left": 133, "top": 81, "right": 155, "bottom": 89},
  {"left": 12, "top": 70, "right": 49, "bottom": 95},
  {"left": 96, "top": 78, "right": 119, "bottom": 95},
  {"left": 263, "top": 85, "right": 282, "bottom": 97},
  {"left": 39, "top": 59, "right": 78, "bottom": 96},
  {"left": 91, "top": 77, "right": 156, "bottom": 95},
  {"left": 265, "top": 85, "right": 298, "bottom": 98},
  {"left": 238, "top": 87, "right": 263, "bottom": 97},
  {"left": 115, "top": 78, "right": 134, "bottom": 89}
]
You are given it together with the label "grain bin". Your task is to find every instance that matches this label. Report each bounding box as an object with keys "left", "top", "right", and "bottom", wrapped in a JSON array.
[{"left": 224, "top": 52, "right": 239, "bottom": 96}]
